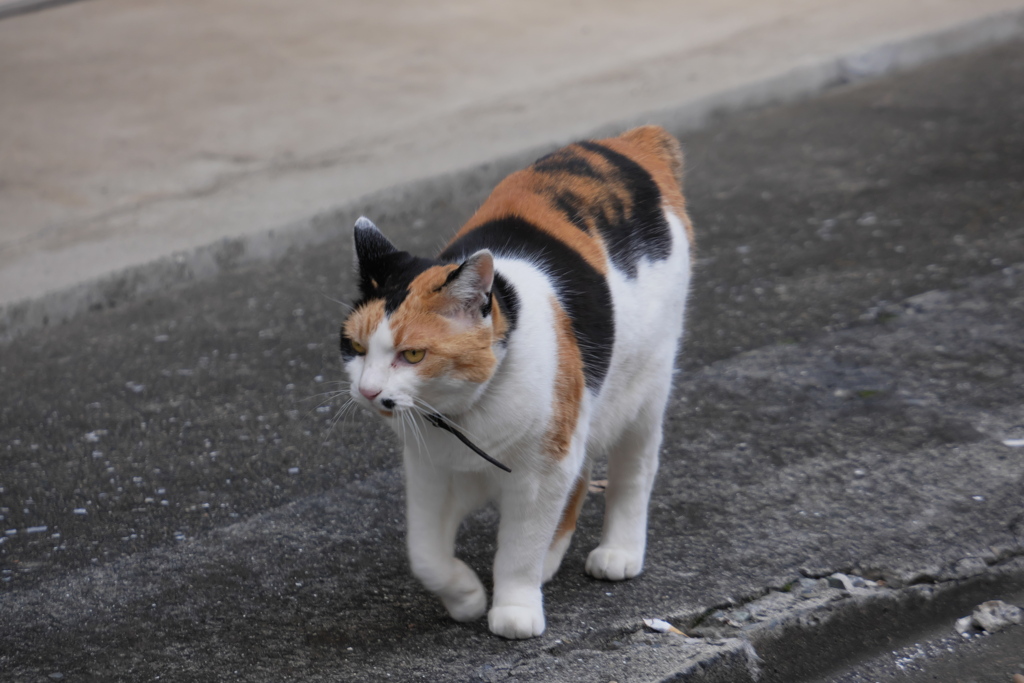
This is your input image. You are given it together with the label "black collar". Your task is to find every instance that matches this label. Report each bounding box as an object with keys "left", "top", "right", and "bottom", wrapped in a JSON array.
[{"left": 424, "top": 413, "right": 511, "bottom": 473}]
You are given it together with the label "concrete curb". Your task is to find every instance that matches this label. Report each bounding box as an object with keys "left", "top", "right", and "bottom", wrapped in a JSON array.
[
  {"left": 679, "top": 557, "right": 1024, "bottom": 682},
  {"left": 3, "top": 5, "right": 1023, "bottom": 344}
]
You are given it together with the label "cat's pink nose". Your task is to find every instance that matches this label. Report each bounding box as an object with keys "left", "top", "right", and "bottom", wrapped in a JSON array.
[{"left": 359, "top": 385, "right": 381, "bottom": 401}]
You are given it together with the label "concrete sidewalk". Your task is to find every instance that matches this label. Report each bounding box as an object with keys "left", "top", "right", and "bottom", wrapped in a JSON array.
[{"left": 2, "top": 0, "right": 1024, "bottom": 335}]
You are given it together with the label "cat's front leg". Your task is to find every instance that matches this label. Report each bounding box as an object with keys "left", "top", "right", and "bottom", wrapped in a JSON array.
[
  {"left": 489, "top": 470, "right": 576, "bottom": 639},
  {"left": 404, "top": 453, "right": 489, "bottom": 622}
]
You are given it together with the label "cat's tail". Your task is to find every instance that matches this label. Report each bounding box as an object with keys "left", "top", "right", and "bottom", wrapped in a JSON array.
[
  {"left": 613, "top": 125, "right": 693, "bottom": 248},
  {"left": 618, "top": 125, "right": 685, "bottom": 189}
]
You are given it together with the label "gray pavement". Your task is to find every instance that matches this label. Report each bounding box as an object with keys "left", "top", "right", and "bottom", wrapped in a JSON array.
[{"left": 2, "top": 37, "right": 1024, "bottom": 682}]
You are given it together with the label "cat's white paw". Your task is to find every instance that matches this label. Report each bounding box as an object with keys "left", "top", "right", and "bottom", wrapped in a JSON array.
[
  {"left": 440, "top": 561, "right": 488, "bottom": 622},
  {"left": 442, "top": 582, "right": 487, "bottom": 622},
  {"left": 585, "top": 546, "right": 644, "bottom": 581},
  {"left": 488, "top": 604, "right": 545, "bottom": 639}
]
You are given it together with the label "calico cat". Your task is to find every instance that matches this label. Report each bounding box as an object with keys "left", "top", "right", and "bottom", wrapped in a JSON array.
[{"left": 340, "top": 125, "right": 694, "bottom": 639}]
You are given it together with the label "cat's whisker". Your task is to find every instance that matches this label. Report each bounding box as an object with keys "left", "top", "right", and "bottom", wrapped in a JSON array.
[
  {"left": 327, "top": 398, "right": 363, "bottom": 454},
  {"left": 312, "top": 380, "right": 351, "bottom": 391},
  {"left": 316, "top": 395, "right": 361, "bottom": 457},
  {"left": 339, "top": 397, "right": 361, "bottom": 433},
  {"left": 317, "top": 405, "right": 345, "bottom": 455},
  {"left": 403, "top": 412, "right": 418, "bottom": 463},
  {"left": 411, "top": 404, "right": 460, "bottom": 437},
  {"left": 414, "top": 412, "right": 441, "bottom": 469},
  {"left": 298, "top": 380, "right": 351, "bottom": 403},
  {"left": 330, "top": 398, "right": 355, "bottom": 434},
  {"left": 407, "top": 410, "right": 435, "bottom": 466},
  {"left": 399, "top": 409, "right": 435, "bottom": 468},
  {"left": 302, "top": 390, "right": 352, "bottom": 419},
  {"left": 319, "top": 290, "right": 354, "bottom": 312},
  {"left": 298, "top": 388, "right": 350, "bottom": 404},
  {"left": 396, "top": 409, "right": 407, "bottom": 453},
  {"left": 401, "top": 409, "right": 414, "bottom": 452},
  {"left": 411, "top": 397, "right": 482, "bottom": 441}
]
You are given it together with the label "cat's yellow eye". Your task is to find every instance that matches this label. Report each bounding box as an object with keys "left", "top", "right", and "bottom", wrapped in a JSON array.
[
  {"left": 402, "top": 349, "right": 426, "bottom": 364},
  {"left": 350, "top": 339, "right": 367, "bottom": 355}
]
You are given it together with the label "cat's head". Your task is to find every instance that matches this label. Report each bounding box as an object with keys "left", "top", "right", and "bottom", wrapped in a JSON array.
[{"left": 340, "top": 217, "right": 508, "bottom": 418}]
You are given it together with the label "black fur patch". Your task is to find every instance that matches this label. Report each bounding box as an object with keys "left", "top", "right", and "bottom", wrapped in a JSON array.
[
  {"left": 573, "top": 141, "right": 672, "bottom": 278},
  {"left": 533, "top": 148, "right": 603, "bottom": 180},
  {"left": 548, "top": 189, "right": 591, "bottom": 234},
  {"left": 440, "top": 218, "right": 613, "bottom": 390},
  {"left": 437, "top": 262, "right": 465, "bottom": 291},
  {"left": 492, "top": 272, "right": 519, "bottom": 346},
  {"left": 339, "top": 331, "right": 358, "bottom": 361},
  {"left": 355, "top": 249, "right": 439, "bottom": 315}
]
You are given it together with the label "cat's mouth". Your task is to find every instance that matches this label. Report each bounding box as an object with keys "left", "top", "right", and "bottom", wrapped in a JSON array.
[{"left": 377, "top": 409, "right": 394, "bottom": 418}]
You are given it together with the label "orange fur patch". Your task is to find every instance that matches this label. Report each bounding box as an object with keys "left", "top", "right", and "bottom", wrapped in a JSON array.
[
  {"left": 456, "top": 174, "right": 610, "bottom": 275},
  {"left": 543, "top": 296, "right": 584, "bottom": 461},
  {"left": 343, "top": 299, "right": 385, "bottom": 347},
  {"left": 450, "top": 126, "right": 694, "bottom": 271},
  {"left": 388, "top": 266, "right": 501, "bottom": 384}
]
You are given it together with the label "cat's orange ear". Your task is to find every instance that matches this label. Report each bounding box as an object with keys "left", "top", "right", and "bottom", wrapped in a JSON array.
[{"left": 440, "top": 249, "right": 494, "bottom": 318}]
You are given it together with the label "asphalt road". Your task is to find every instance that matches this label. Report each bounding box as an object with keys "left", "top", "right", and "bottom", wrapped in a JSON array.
[{"left": 2, "top": 38, "right": 1024, "bottom": 683}]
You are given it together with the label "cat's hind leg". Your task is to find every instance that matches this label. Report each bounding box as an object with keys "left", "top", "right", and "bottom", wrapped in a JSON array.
[
  {"left": 542, "top": 466, "right": 591, "bottom": 583},
  {"left": 404, "top": 453, "right": 490, "bottom": 622},
  {"left": 586, "top": 378, "right": 671, "bottom": 581}
]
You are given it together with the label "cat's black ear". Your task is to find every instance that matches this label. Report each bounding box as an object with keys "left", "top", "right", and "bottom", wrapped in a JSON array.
[
  {"left": 353, "top": 217, "right": 399, "bottom": 296},
  {"left": 442, "top": 250, "right": 494, "bottom": 316},
  {"left": 353, "top": 216, "right": 398, "bottom": 266}
]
